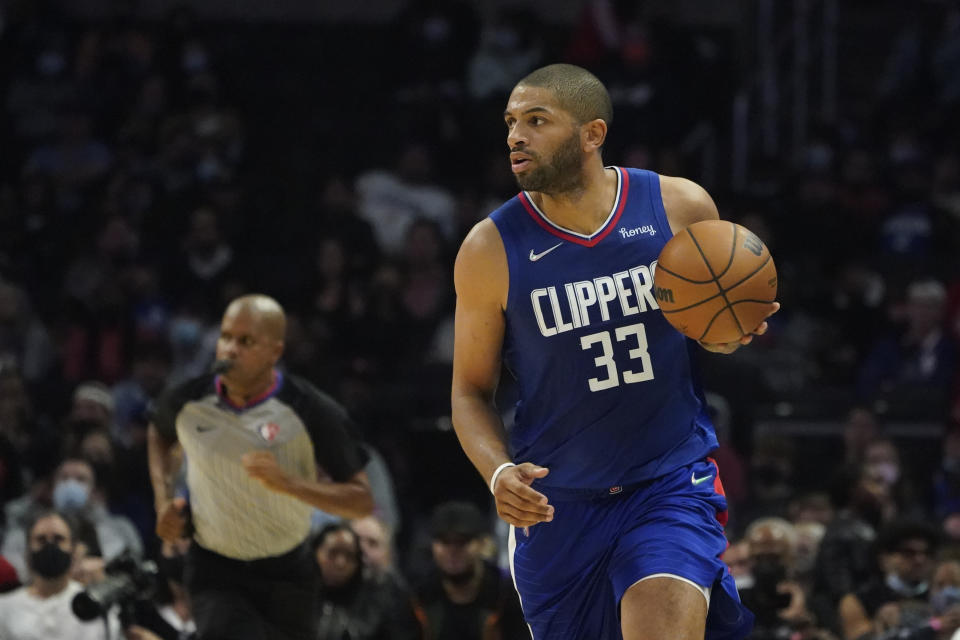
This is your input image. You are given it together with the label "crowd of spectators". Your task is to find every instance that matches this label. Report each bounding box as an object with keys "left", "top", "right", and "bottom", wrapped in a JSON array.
[{"left": 0, "top": 0, "right": 959, "bottom": 638}]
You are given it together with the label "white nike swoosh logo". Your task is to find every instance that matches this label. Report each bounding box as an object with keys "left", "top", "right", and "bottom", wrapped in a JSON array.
[
  {"left": 529, "top": 243, "right": 563, "bottom": 261},
  {"left": 691, "top": 472, "right": 714, "bottom": 486}
]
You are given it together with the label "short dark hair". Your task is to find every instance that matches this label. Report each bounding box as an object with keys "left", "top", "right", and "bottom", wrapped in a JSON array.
[
  {"left": 25, "top": 509, "right": 77, "bottom": 546},
  {"left": 517, "top": 63, "right": 613, "bottom": 127},
  {"left": 877, "top": 519, "right": 940, "bottom": 554},
  {"left": 430, "top": 500, "right": 488, "bottom": 540}
]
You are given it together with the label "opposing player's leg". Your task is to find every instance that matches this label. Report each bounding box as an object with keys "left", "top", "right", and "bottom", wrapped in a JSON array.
[{"left": 621, "top": 576, "right": 708, "bottom": 640}]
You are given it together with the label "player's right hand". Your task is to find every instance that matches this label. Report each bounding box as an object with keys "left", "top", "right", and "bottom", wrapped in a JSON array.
[
  {"left": 493, "top": 462, "right": 554, "bottom": 528},
  {"left": 155, "top": 496, "right": 187, "bottom": 542}
]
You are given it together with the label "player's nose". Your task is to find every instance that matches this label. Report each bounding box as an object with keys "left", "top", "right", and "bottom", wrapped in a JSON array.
[{"left": 507, "top": 127, "right": 528, "bottom": 149}]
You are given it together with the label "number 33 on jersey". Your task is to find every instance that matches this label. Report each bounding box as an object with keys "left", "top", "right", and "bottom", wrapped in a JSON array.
[{"left": 489, "top": 167, "right": 718, "bottom": 490}]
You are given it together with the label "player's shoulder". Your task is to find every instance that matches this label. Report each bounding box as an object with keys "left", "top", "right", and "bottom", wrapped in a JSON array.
[{"left": 656, "top": 173, "right": 719, "bottom": 231}]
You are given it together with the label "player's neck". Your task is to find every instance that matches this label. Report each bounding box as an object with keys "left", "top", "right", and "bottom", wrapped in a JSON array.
[{"left": 531, "top": 164, "right": 617, "bottom": 235}]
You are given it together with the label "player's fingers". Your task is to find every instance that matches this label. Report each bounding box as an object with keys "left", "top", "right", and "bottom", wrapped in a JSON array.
[
  {"left": 496, "top": 502, "right": 551, "bottom": 527},
  {"left": 500, "top": 490, "right": 554, "bottom": 520},
  {"left": 501, "top": 477, "right": 551, "bottom": 507},
  {"left": 514, "top": 462, "right": 549, "bottom": 482}
]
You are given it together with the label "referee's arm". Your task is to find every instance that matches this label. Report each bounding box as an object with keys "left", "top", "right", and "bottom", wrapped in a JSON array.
[
  {"left": 148, "top": 423, "right": 188, "bottom": 541},
  {"left": 242, "top": 450, "right": 374, "bottom": 519}
]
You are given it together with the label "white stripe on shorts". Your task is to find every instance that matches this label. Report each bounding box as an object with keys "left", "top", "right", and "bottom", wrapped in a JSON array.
[{"left": 632, "top": 573, "right": 712, "bottom": 605}]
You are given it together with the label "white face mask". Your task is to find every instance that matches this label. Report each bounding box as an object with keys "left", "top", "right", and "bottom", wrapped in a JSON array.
[
  {"left": 53, "top": 478, "right": 91, "bottom": 512},
  {"left": 869, "top": 461, "right": 900, "bottom": 485}
]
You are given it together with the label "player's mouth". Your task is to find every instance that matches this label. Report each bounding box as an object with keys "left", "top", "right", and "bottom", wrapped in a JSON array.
[{"left": 510, "top": 152, "right": 534, "bottom": 173}]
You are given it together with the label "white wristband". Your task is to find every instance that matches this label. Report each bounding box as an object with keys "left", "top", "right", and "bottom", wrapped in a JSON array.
[{"left": 489, "top": 462, "right": 516, "bottom": 494}]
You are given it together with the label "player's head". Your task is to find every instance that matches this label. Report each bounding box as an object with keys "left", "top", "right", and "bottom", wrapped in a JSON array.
[
  {"left": 505, "top": 64, "right": 612, "bottom": 195},
  {"left": 216, "top": 294, "right": 286, "bottom": 387}
]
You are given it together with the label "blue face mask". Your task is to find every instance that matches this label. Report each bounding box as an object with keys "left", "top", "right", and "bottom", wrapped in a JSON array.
[
  {"left": 886, "top": 572, "right": 928, "bottom": 598},
  {"left": 53, "top": 478, "right": 91, "bottom": 512},
  {"left": 931, "top": 585, "right": 960, "bottom": 614}
]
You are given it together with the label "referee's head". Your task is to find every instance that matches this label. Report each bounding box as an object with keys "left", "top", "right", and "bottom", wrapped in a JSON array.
[{"left": 215, "top": 294, "right": 286, "bottom": 391}]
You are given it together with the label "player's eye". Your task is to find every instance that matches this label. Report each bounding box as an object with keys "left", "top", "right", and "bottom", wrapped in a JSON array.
[
  {"left": 531, "top": 116, "right": 545, "bottom": 126},
  {"left": 239, "top": 336, "right": 254, "bottom": 347}
]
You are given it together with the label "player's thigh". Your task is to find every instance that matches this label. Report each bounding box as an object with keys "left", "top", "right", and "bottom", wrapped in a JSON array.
[{"left": 621, "top": 575, "right": 708, "bottom": 640}]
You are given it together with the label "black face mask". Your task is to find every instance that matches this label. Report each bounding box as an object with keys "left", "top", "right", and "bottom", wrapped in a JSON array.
[
  {"left": 752, "top": 554, "right": 786, "bottom": 591},
  {"left": 30, "top": 542, "right": 72, "bottom": 579}
]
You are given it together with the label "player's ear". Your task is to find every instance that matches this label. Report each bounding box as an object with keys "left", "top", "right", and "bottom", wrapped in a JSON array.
[{"left": 582, "top": 118, "right": 607, "bottom": 152}]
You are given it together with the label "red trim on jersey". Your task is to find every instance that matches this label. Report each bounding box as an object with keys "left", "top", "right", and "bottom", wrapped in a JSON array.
[
  {"left": 707, "top": 456, "right": 729, "bottom": 527},
  {"left": 215, "top": 369, "right": 281, "bottom": 410},
  {"left": 518, "top": 167, "right": 630, "bottom": 247}
]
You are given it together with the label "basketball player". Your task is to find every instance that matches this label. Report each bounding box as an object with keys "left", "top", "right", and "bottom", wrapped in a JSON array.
[
  {"left": 451, "top": 64, "right": 778, "bottom": 639},
  {"left": 148, "top": 294, "right": 373, "bottom": 640}
]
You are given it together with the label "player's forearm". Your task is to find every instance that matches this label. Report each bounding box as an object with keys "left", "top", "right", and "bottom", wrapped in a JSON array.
[
  {"left": 147, "top": 424, "right": 175, "bottom": 509},
  {"left": 281, "top": 476, "right": 374, "bottom": 519},
  {"left": 451, "top": 392, "right": 512, "bottom": 485}
]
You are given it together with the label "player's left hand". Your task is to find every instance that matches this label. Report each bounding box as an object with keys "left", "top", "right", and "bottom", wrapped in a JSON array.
[
  {"left": 699, "top": 301, "right": 780, "bottom": 354},
  {"left": 242, "top": 450, "right": 291, "bottom": 493}
]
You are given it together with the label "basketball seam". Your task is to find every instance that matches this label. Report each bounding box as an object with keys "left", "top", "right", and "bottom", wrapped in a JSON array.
[
  {"left": 654, "top": 262, "right": 717, "bottom": 285},
  {"left": 685, "top": 226, "right": 745, "bottom": 338},
  {"left": 660, "top": 291, "right": 724, "bottom": 313},
  {"left": 713, "top": 223, "right": 738, "bottom": 280},
  {"left": 698, "top": 301, "right": 734, "bottom": 342},
  {"left": 722, "top": 253, "right": 774, "bottom": 294}
]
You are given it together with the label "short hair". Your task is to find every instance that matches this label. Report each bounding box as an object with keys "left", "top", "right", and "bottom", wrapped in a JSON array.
[
  {"left": 25, "top": 509, "right": 77, "bottom": 546},
  {"left": 878, "top": 519, "right": 940, "bottom": 554},
  {"left": 517, "top": 64, "right": 613, "bottom": 126}
]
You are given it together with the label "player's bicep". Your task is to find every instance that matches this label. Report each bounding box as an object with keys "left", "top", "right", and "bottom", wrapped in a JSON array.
[
  {"left": 660, "top": 175, "right": 720, "bottom": 234},
  {"left": 452, "top": 221, "right": 508, "bottom": 401}
]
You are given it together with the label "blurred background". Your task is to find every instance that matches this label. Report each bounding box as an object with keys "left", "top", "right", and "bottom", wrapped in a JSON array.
[{"left": 1, "top": 0, "right": 959, "bottom": 637}]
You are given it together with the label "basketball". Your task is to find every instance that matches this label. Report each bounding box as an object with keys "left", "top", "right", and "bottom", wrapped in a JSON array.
[{"left": 654, "top": 219, "right": 778, "bottom": 343}]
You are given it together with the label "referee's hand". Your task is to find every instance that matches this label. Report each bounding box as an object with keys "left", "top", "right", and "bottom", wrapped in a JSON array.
[
  {"left": 242, "top": 450, "right": 291, "bottom": 493},
  {"left": 493, "top": 462, "right": 554, "bottom": 528},
  {"left": 155, "top": 497, "right": 187, "bottom": 543}
]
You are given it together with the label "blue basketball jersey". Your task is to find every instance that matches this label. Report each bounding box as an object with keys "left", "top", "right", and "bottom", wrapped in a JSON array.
[{"left": 490, "top": 167, "right": 719, "bottom": 493}]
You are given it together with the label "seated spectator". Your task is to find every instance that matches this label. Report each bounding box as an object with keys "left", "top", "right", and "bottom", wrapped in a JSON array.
[
  {"left": 811, "top": 464, "right": 899, "bottom": 632},
  {"left": 355, "top": 143, "right": 457, "bottom": 256},
  {"left": 2, "top": 456, "right": 143, "bottom": 581},
  {"left": 838, "top": 520, "right": 939, "bottom": 640},
  {"left": 738, "top": 517, "right": 816, "bottom": 639},
  {"left": 351, "top": 514, "right": 398, "bottom": 577},
  {"left": 0, "top": 509, "right": 120, "bottom": 639},
  {"left": 858, "top": 279, "right": 958, "bottom": 410},
  {"left": 415, "top": 501, "right": 527, "bottom": 640},
  {"left": 313, "top": 522, "right": 421, "bottom": 640}
]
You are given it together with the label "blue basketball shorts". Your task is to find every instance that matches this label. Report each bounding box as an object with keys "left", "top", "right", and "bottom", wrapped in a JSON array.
[{"left": 508, "top": 458, "right": 754, "bottom": 640}]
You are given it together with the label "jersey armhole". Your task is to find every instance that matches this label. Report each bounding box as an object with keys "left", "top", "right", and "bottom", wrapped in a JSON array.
[
  {"left": 647, "top": 172, "right": 675, "bottom": 241},
  {"left": 488, "top": 215, "right": 513, "bottom": 313}
]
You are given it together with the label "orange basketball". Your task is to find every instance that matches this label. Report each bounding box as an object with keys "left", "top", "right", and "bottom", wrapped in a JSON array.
[{"left": 654, "top": 220, "right": 778, "bottom": 343}]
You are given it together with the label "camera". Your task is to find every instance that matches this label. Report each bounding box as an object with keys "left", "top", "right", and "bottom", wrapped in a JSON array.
[{"left": 72, "top": 551, "right": 158, "bottom": 623}]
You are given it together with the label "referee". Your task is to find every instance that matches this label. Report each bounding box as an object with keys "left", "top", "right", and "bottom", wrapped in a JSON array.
[{"left": 147, "top": 294, "right": 373, "bottom": 640}]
